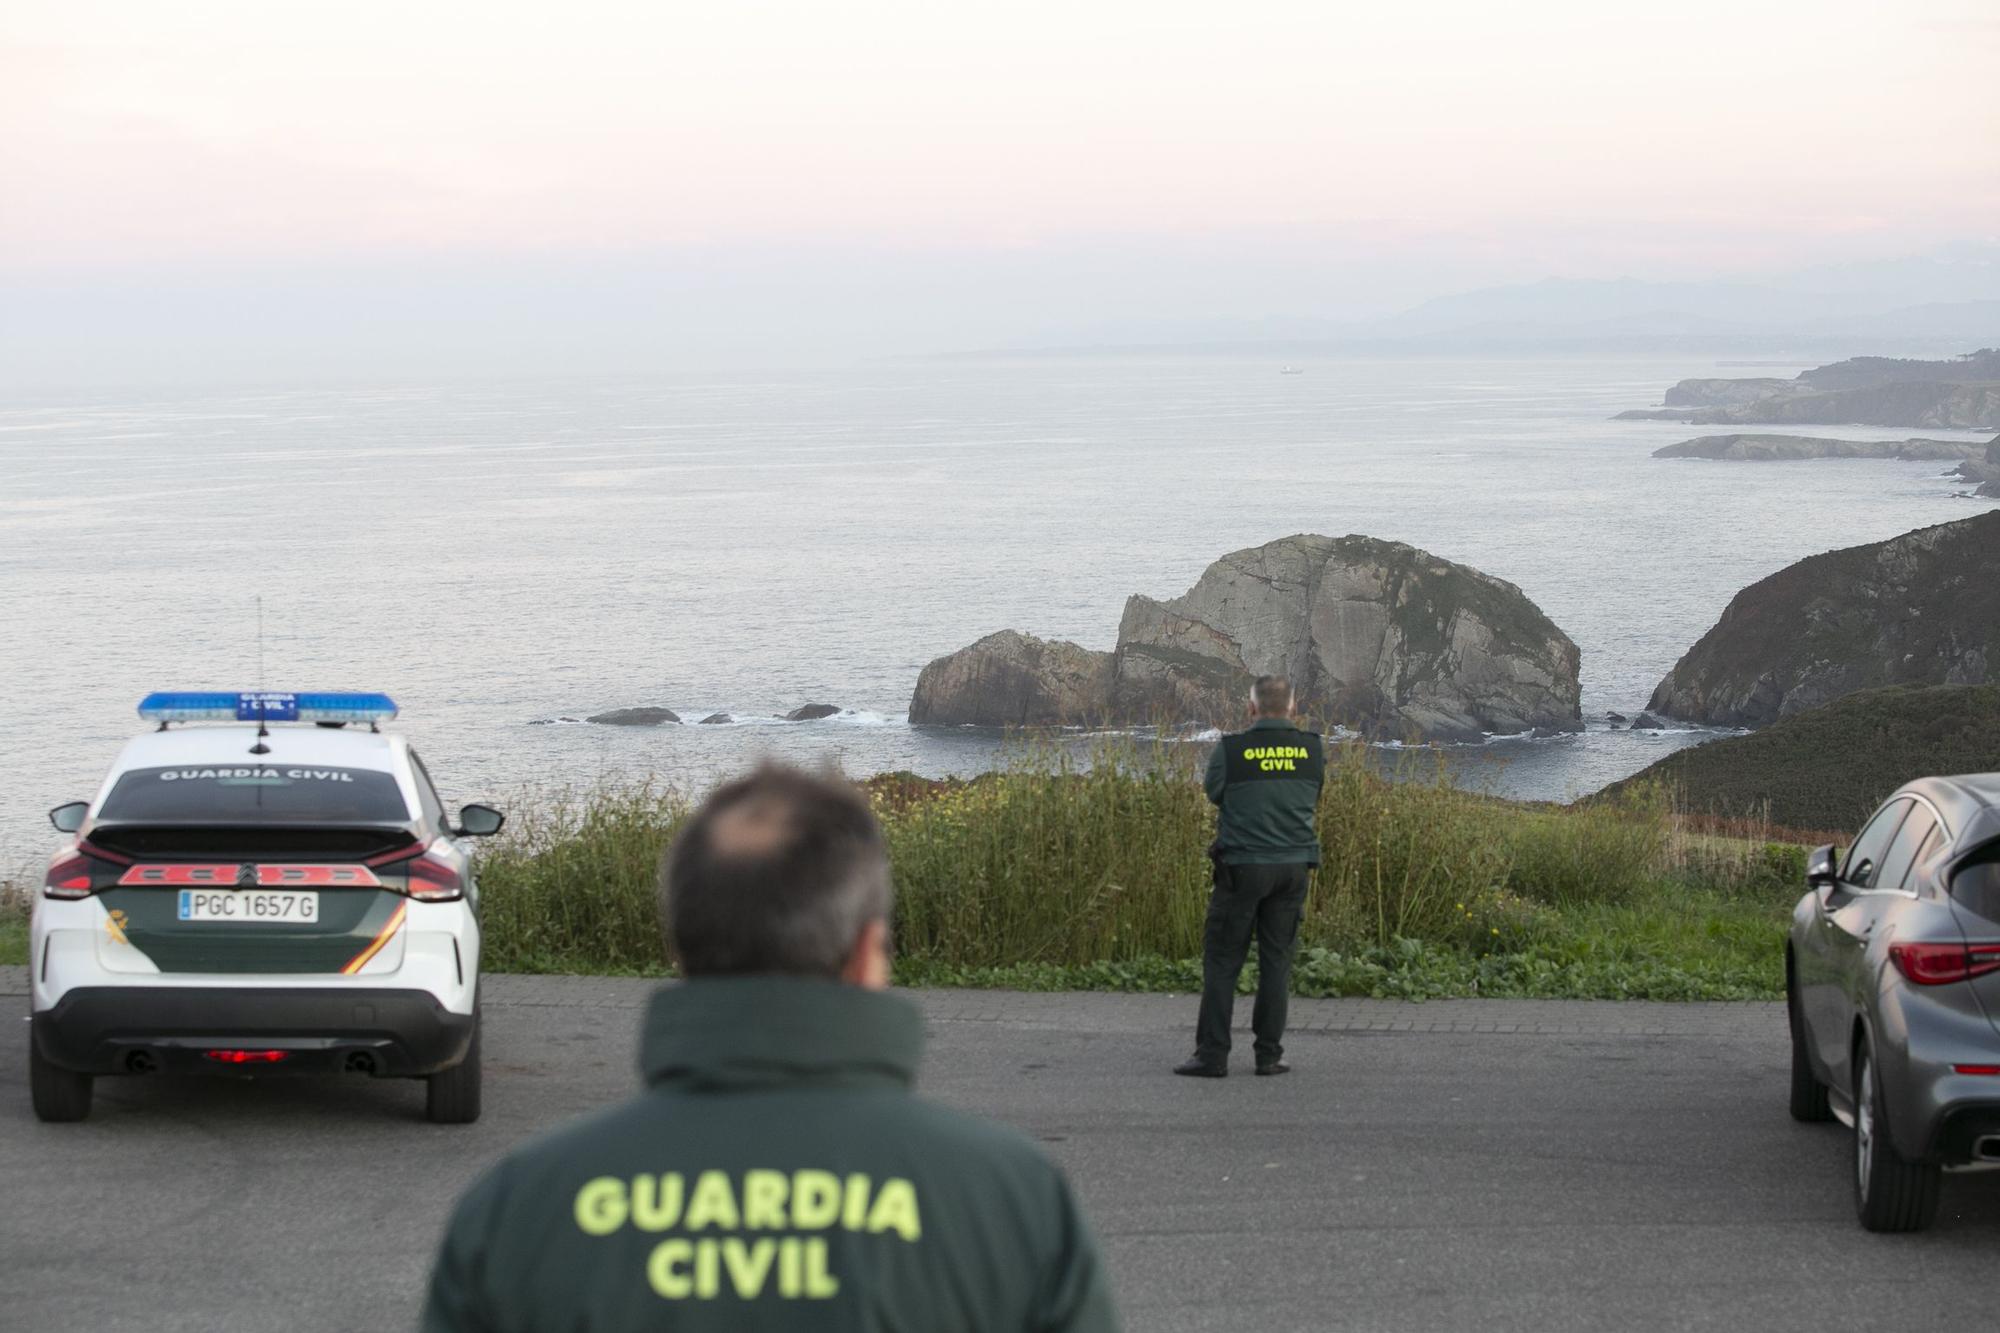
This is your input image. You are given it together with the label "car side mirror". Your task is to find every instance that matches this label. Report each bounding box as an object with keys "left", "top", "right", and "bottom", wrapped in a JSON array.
[
  {"left": 454, "top": 803, "right": 505, "bottom": 837},
  {"left": 49, "top": 801, "right": 88, "bottom": 833},
  {"left": 1806, "top": 843, "right": 1838, "bottom": 887}
]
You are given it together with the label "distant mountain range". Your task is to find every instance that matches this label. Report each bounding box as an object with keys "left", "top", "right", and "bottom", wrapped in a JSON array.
[
  {"left": 1373, "top": 282, "right": 2000, "bottom": 342},
  {"left": 958, "top": 245, "right": 2000, "bottom": 356}
]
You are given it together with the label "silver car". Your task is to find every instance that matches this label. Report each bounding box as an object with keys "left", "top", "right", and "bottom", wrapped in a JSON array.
[{"left": 1787, "top": 773, "right": 2000, "bottom": 1231}]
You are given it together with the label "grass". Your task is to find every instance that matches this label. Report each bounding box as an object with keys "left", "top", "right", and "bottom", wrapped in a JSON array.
[
  {"left": 1598, "top": 683, "right": 2000, "bottom": 833},
  {"left": 0, "top": 741, "right": 1803, "bottom": 998},
  {"left": 472, "top": 739, "right": 1801, "bottom": 999}
]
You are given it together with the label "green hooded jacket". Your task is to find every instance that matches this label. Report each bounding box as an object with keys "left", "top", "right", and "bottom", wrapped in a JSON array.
[
  {"left": 421, "top": 977, "right": 1120, "bottom": 1332},
  {"left": 1204, "top": 717, "right": 1326, "bottom": 866}
]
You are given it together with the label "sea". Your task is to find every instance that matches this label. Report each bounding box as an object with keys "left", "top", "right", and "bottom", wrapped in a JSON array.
[{"left": 3, "top": 355, "right": 1994, "bottom": 868}]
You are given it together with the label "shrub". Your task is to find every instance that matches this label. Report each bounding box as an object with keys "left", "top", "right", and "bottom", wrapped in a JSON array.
[
  {"left": 1501, "top": 783, "right": 1670, "bottom": 908},
  {"left": 477, "top": 782, "right": 688, "bottom": 973},
  {"left": 887, "top": 742, "right": 1214, "bottom": 966},
  {"left": 467, "top": 737, "right": 1795, "bottom": 984},
  {"left": 1309, "top": 745, "right": 1513, "bottom": 945}
]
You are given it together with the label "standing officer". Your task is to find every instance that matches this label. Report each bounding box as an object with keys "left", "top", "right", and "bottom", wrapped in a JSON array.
[
  {"left": 1175, "top": 675, "right": 1325, "bottom": 1079},
  {"left": 423, "top": 765, "right": 1120, "bottom": 1332}
]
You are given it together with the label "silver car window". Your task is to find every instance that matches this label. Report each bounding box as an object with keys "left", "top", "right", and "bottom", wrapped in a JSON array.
[
  {"left": 1843, "top": 798, "right": 1912, "bottom": 888},
  {"left": 1877, "top": 806, "right": 1935, "bottom": 892},
  {"left": 1903, "top": 824, "right": 1946, "bottom": 890}
]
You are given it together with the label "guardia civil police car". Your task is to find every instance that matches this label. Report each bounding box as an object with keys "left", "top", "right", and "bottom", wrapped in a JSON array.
[{"left": 29, "top": 692, "right": 502, "bottom": 1124}]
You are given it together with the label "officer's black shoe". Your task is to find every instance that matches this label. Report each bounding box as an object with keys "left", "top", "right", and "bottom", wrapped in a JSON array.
[
  {"left": 1255, "top": 1060, "right": 1290, "bottom": 1077},
  {"left": 1172, "top": 1058, "right": 1227, "bottom": 1079}
]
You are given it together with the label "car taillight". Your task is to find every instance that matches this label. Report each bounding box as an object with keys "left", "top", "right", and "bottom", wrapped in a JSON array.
[
  {"left": 399, "top": 843, "right": 464, "bottom": 902},
  {"left": 44, "top": 850, "right": 96, "bottom": 899},
  {"left": 1888, "top": 940, "right": 2000, "bottom": 986},
  {"left": 42, "top": 841, "right": 127, "bottom": 899},
  {"left": 205, "top": 1050, "right": 289, "bottom": 1064}
]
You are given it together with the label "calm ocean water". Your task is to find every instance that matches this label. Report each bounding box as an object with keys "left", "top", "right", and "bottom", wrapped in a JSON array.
[{"left": 3, "top": 356, "right": 1992, "bottom": 865}]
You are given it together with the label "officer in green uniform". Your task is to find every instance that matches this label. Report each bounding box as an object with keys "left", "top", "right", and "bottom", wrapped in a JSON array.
[
  {"left": 1175, "top": 675, "right": 1325, "bottom": 1079},
  {"left": 423, "top": 766, "right": 1120, "bottom": 1332}
]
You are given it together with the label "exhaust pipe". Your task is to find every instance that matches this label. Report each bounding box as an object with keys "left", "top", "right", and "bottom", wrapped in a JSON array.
[
  {"left": 343, "top": 1051, "right": 378, "bottom": 1075},
  {"left": 1975, "top": 1136, "right": 2000, "bottom": 1163},
  {"left": 124, "top": 1050, "right": 158, "bottom": 1074}
]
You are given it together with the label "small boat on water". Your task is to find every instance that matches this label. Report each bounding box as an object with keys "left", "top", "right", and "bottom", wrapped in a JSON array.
[{"left": 1279, "top": 366, "right": 1304, "bottom": 375}]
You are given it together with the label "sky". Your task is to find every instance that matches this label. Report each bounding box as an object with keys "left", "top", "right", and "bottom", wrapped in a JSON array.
[{"left": 3, "top": 0, "right": 1998, "bottom": 378}]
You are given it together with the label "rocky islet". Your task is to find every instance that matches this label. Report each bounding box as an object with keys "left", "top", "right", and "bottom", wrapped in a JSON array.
[{"left": 911, "top": 534, "right": 1583, "bottom": 742}]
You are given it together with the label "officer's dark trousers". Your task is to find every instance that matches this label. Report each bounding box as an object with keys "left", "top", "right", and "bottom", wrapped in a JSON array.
[{"left": 1195, "top": 861, "right": 1311, "bottom": 1065}]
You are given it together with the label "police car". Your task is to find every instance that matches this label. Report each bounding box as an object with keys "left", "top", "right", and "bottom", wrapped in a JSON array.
[{"left": 29, "top": 692, "right": 502, "bottom": 1125}]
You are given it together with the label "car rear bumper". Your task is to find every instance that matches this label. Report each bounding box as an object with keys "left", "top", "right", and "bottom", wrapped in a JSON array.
[
  {"left": 1932, "top": 1101, "right": 2000, "bottom": 1165},
  {"left": 32, "top": 986, "right": 476, "bottom": 1077}
]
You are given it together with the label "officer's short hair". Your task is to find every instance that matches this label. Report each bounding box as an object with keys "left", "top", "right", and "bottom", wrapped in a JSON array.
[
  {"left": 661, "top": 765, "right": 892, "bottom": 978},
  {"left": 1251, "top": 675, "right": 1293, "bottom": 715}
]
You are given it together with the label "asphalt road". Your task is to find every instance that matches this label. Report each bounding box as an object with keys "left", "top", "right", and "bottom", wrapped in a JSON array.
[{"left": 3, "top": 970, "right": 1996, "bottom": 1332}]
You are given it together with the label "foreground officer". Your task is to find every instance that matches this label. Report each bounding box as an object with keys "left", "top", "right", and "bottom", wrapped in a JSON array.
[
  {"left": 423, "top": 766, "right": 1119, "bottom": 1332},
  {"left": 1175, "top": 675, "right": 1325, "bottom": 1079}
]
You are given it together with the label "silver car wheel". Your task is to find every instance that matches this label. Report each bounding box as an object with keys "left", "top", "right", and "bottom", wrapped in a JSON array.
[{"left": 1855, "top": 1054, "right": 1875, "bottom": 1202}]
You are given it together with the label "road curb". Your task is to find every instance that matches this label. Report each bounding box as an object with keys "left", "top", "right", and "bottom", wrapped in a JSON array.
[{"left": 1, "top": 966, "right": 1784, "bottom": 1037}]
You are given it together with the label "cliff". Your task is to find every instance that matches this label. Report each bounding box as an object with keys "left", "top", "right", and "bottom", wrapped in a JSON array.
[
  {"left": 1628, "top": 349, "right": 2000, "bottom": 429},
  {"left": 1646, "top": 511, "right": 2000, "bottom": 726}
]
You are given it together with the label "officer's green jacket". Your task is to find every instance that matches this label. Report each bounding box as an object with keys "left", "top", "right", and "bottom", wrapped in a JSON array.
[
  {"left": 1204, "top": 716, "right": 1326, "bottom": 866},
  {"left": 422, "top": 976, "right": 1120, "bottom": 1333}
]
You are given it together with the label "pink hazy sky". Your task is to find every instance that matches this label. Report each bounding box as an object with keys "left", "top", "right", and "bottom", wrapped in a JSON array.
[{"left": 5, "top": 0, "right": 1997, "bottom": 274}]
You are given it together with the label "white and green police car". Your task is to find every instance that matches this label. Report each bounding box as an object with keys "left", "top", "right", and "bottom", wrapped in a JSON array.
[{"left": 29, "top": 692, "right": 501, "bottom": 1124}]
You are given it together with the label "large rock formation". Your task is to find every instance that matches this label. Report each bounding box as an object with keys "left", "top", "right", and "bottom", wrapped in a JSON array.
[
  {"left": 1647, "top": 511, "right": 2000, "bottom": 727},
  {"left": 1654, "top": 434, "right": 1987, "bottom": 461},
  {"left": 910, "top": 536, "right": 1583, "bottom": 742},
  {"left": 908, "top": 630, "right": 1114, "bottom": 727},
  {"left": 1952, "top": 434, "right": 2000, "bottom": 489}
]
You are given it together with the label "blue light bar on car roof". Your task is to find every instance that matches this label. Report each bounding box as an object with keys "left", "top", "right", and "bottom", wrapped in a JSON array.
[{"left": 137, "top": 692, "right": 399, "bottom": 725}]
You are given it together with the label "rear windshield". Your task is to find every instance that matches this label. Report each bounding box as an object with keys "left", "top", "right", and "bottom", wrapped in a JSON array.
[
  {"left": 97, "top": 766, "right": 410, "bottom": 824},
  {"left": 1953, "top": 843, "right": 2000, "bottom": 925}
]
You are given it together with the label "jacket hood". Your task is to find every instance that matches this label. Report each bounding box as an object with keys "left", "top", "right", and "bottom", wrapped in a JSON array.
[{"left": 638, "top": 975, "right": 924, "bottom": 1093}]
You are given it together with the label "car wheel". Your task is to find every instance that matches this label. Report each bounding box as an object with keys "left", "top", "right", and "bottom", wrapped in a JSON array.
[
  {"left": 30, "top": 1040, "right": 94, "bottom": 1123},
  {"left": 425, "top": 1011, "right": 482, "bottom": 1125},
  {"left": 1787, "top": 977, "right": 1832, "bottom": 1122},
  {"left": 1852, "top": 1037, "right": 1939, "bottom": 1232}
]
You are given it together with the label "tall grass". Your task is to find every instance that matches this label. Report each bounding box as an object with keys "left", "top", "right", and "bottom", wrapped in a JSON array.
[
  {"left": 471, "top": 738, "right": 1800, "bottom": 978},
  {"left": 889, "top": 744, "right": 1214, "bottom": 966},
  {"left": 476, "top": 781, "right": 691, "bottom": 973}
]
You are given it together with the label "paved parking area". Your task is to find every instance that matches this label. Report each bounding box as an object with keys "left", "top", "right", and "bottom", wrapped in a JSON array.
[{"left": 4, "top": 969, "right": 1995, "bottom": 1331}]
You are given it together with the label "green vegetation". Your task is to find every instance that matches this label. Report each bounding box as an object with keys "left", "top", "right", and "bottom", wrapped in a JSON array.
[
  {"left": 1600, "top": 684, "right": 2000, "bottom": 834},
  {"left": 0, "top": 742, "right": 1806, "bottom": 997},
  {"left": 476, "top": 741, "right": 1801, "bottom": 999}
]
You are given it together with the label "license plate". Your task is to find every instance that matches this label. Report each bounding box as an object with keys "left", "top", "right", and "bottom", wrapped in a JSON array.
[{"left": 176, "top": 890, "right": 320, "bottom": 923}]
